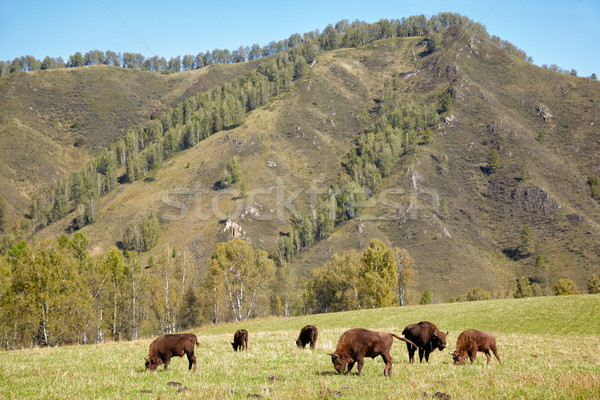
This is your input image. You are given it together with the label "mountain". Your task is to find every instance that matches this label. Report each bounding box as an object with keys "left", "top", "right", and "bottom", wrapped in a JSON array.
[
  {"left": 0, "top": 61, "right": 262, "bottom": 219},
  {"left": 2, "top": 25, "right": 599, "bottom": 301}
]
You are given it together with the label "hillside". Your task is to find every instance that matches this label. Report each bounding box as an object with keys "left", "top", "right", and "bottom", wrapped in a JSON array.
[
  {"left": 4, "top": 26, "right": 600, "bottom": 301},
  {"left": 2, "top": 295, "right": 599, "bottom": 399},
  {"left": 0, "top": 61, "right": 262, "bottom": 219}
]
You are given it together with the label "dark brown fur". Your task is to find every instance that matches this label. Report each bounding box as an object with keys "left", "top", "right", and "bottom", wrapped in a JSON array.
[
  {"left": 296, "top": 325, "right": 318, "bottom": 349},
  {"left": 145, "top": 333, "right": 199, "bottom": 371},
  {"left": 232, "top": 329, "right": 248, "bottom": 352},
  {"left": 451, "top": 329, "right": 501, "bottom": 366},
  {"left": 329, "top": 328, "right": 417, "bottom": 377},
  {"left": 402, "top": 321, "right": 448, "bottom": 363}
]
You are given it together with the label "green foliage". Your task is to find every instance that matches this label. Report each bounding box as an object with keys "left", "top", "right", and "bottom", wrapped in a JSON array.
[
  {"left": 307, "top": 240, "right": 414, "bottom": 313},
  {"left": 437, "top": 89, "right": 452, "bottom": 114},
  {"left": 552, "top": 278, "right": 579, "bottom": 296},
  {"left": 518, "top": 224, "right": 534, "bottom": 257},
  {"left": 518, "top": 167, "right": 529, "bottom": 182},
  {"left": 588, "top": 175, "right": 600, "bottom": 200},
  {"left": 205, "top": 240, "right": 275, "bottom": 322},
  {"left": 487, "top": 148, "right": 501, "bottom": 174},
  {"left": 426, "top": 31, "right": 442, "bottom": 54},
  {"left": 359, "top": 239, "right": 399, "bottom": 308},
  {"left": 448, "top": 287, "right": 492, "bottom": 302},
  {"left": 514, "top": 276, "right": 533, "bottom": 298},
  {"left": 122, "top": 213, "right": 160, "bottom": 253},
  {"left": 536, "top": 130, "right": 545, "bottom": 143},
  {"left": 587, "top": 274, "right": 600, "bottom": 294},
  {"left": 227, "top": 156, "right": 242, "bottom": 184},
  {"left": 420, "top": 290, "right": 432, "bottom": 305},
  {"left": 535, "top": 254, "right": 546, "bottom": 270},
  {"left": 0, "top": 197, "right": 6, "bottom": 233},
  {"left": 306, "top": 250, "right": 362, "bottom": 313}
]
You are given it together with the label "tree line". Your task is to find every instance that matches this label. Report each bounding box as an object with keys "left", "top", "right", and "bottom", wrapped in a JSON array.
[
  {"left": 0, "top": 232, "right": 417, "bottom": 349},
  {"left": 1, "top": 12, "right": 544, "bottom": 78}
]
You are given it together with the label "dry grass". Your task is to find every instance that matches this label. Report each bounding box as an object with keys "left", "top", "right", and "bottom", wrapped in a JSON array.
[{"left": 1, "top": 295, "right": 599, "bottom": 399}]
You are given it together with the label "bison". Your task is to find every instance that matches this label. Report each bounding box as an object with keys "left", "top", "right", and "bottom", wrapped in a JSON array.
[
  {"left": 296, "top": 325, "right": 318, "bottom": 349},
  {"left": 145, "top": 333, "right": 199, "bottom": 371},
  {"left": 328, "top": 328, "right": 417, "bottom": 376},
  {"left": 450, "top": 329, "right": 501, "bottom": 366},
  {"left": 232, "top": 329, "right": 248, "bottom": 352},
  {"left": 402, "top": 321, "right": 448, "bottom": 363}
]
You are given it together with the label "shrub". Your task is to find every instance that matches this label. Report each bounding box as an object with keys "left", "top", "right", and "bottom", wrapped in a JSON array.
[
  {"left": 552, "top": 278, "right": 579, "bottom": 296},
  {"left": 587, "top": 274, "right": 600, "bottom": 294}
]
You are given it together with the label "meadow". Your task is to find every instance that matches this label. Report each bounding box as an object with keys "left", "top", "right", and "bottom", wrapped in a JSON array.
[{"left": 1, "top": 295, "right": 598, "bottom": 399}]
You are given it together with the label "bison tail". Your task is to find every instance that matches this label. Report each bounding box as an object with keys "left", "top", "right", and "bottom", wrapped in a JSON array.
[{"left": 392, "top": 334, "right": 418, "bottom": 348}]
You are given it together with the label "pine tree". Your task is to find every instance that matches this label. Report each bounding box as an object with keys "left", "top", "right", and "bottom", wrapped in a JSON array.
[{"left": 420, "top": 290, "right": 432, "bottom": 305}]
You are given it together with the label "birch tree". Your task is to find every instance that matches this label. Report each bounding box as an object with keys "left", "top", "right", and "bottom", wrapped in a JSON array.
[
  {"left": 395, "top": 247, "right": 416, "bottom": 306},
  {"left": 208, "top": 240, "right": 275, "bottom": 322}
]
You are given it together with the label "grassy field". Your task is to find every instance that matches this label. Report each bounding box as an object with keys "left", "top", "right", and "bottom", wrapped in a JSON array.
[{"left": 1, "top": 295, "right": 598, "bottom": 399}]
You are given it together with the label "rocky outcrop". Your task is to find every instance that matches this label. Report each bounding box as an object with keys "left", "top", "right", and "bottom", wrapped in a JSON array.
[{"left": 510, "top": 185, "right": 560, "bottom": 215}]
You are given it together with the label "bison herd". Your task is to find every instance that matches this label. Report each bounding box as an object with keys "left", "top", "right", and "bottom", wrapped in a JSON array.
[{"left": 145, "top": 322, "right": 501, "bottom": 376}]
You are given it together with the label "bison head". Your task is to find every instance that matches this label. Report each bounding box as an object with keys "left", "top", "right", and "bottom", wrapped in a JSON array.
[
  {"left": 450, "top": 351, "right": 467, "bottom": 365},
  {"left": 145, "top": 357, "right": 159, "bottom": 371},
  {"left": 432, "top": 330, "right": 448, "bottom": 351},
  {"left": 328, "top": 353, "right": 348, "bottom": 373}
]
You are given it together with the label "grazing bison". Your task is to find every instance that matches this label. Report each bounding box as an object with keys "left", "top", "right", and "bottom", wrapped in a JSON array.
[
  {"left": 451, "top": 329, "right": 501, "bottom": 366},
  {"left": 402, "top": 321, "right": 448, "bottom": 363},
  {"left": 296, "top": 325, "right": 318, "bottom": 349},
  {"left": 232, "top": 329, "right": 248, "bottom": 352},
  {"left": 145, "top": 333, "right": 199, "bottom": 371},
  {"left": 328, "top": 328, "right": 417, "bottom": 376}
]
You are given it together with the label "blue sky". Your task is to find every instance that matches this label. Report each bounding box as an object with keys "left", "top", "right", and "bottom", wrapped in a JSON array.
[{"left": 1, "top": 0, "right": 598, "bottom": 77}]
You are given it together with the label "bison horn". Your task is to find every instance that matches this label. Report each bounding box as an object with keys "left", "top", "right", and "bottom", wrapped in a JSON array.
[
  {"left": 446, "top": 331, "right": 449, "bottom": 336},
  {"left": 328, "top": 353, "right": 339, "bottom": 359}
]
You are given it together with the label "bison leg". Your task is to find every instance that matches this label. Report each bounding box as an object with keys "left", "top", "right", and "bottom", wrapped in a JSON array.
[
  {"left": 418, "top": 347, "right": 425, "bottom": 363},
  {"left": 164, "top": 357, "right": 170, "bottom": 370},
  {"left": 484, "top": 350, "right": 492, "bottom": 365},
  {"left": 468, "top": 351, "right": 477, "bottom": 364},
  {"left": 356, "top": 357, "right": 365, "bottom": 376},
  {"left": 346, "top": 361, "right": 355, "bottom": 375},
  {"left": 310, "top": 340, "right": 315, "bottom": 350},
  {"left": 381, "top": 352, "right": 393, "bottom": 377},
  {"left": 424, "top": 348, "right": 432, "bottom": 363},
  {"left": 492, "top": 347, "right": 502, "bottom": 364},
  {"left": 188, "top": 353, "right": 197, "bottom": 371}
]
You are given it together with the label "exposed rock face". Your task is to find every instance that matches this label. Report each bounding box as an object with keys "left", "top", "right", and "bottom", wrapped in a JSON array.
[
  {"left": 536, "top": 105, "right": 553, "bottom": 123},
  {"left": 218, "top": 219, "right": 247, "bottom": 240},
  {"left": 510, "top": 185, "right": 560, "bottom": 215}
]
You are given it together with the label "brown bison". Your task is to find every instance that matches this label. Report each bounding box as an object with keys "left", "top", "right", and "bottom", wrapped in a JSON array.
[
  {"left": 145, "top": 333, "right": 199, "bottom": 371},
  {"left": 296, "top": 325, "right": 318, "bottom": 349},
  {"left": 232, "top": 329, "right": 248, "bottom": 351},
  {"left": 402, "top": 321, "right": 448, "bottom": 363},
  {"left": 329, "top": 328, "right": 417, "bottom": 376},
  {"left": 451, "top": 329, "right": 501, "bottom": 366}
]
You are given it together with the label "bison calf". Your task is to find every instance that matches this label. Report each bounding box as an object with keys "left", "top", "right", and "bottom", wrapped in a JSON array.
[
  {"left": 232, "top": 329, "right": 248, "bottom": 351},
  {"left": 329, "top": 328, "right": 416, "bottom": 377},
  {"left": 145, "top": 333, "right": 199, "bottom": 371},
  {"left": 402, "top": 321, "right": 448, "bottom": 363},
  {"left": 451, "top": 329, "right": 501, "bottom": 366},
  {"left": 296, "top": 325, "right": 318, "bottom": 349}
]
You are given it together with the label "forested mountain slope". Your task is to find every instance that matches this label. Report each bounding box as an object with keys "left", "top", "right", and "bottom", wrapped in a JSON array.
[
  {"left": 0, "top": 61, "right": 261, "bottom": 219},
  {"left": 2, "top": 23, "right": 599, "bottom": 305}
]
